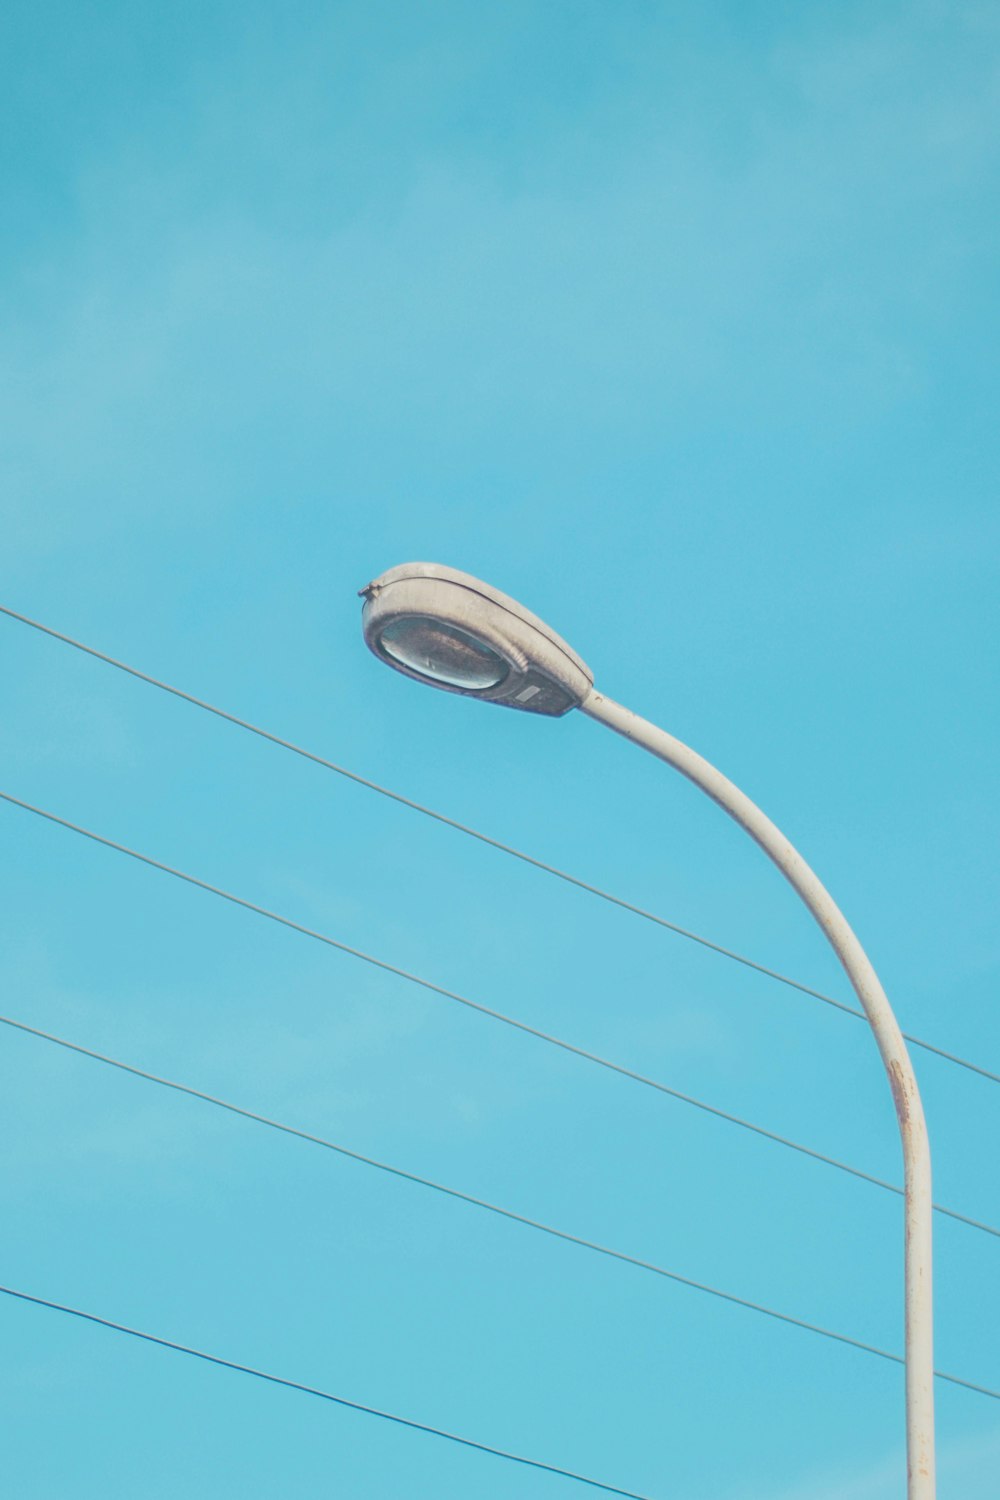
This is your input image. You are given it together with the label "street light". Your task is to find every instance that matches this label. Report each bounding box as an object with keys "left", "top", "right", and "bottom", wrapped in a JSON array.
[{"left": 359, "top": 561, "right": 936, "bottom": 1499}]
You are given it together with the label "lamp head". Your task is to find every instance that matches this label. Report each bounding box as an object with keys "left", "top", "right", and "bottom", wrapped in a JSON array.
[{"left": 359, "top": 563, "right": 593, "bottom": 716}]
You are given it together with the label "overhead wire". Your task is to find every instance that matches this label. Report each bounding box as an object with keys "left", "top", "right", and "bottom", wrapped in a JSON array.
[
  {"left": 4, "top": 1003, "right": 1000, "bottom": 1381},
  {"left": 4, "top": 613, "right": 998, "bottom": 1489},
  {"left": 0, "top": 1251, "right": 997, "bottom": 1406},
  {"left": 2, "top": 791, "right": 997, "bottom": 1242},
  {"left": 3, "top": 624, "right": 999, "bottom": 1420},
  {"left": 1, "top": 601, "right": 995, "bottom": 1088},
  {"left": 0, "top": 1285, "right": 657, "bottom": 1498}
]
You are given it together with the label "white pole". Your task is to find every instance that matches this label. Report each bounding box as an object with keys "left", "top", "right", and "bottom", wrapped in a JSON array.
[{"left": 580, "top": 689, "right": 935, "bottom": 1499}]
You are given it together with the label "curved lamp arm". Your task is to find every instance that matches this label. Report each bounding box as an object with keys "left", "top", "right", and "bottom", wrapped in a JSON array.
[
  {"left": 358, "top": 562, "right": 936, "bottom": 1499},
  {"left": 581, "top": 689, "right": 935, "bottom": 1499}
]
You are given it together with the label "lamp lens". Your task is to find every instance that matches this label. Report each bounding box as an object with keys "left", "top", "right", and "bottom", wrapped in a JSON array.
[{"left": 379, "top": 616, "right": 508, "bottom": 690}]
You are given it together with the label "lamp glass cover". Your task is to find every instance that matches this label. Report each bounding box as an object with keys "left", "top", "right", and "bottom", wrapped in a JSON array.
[{"left": 379, "top": 615, "right": 508, "bottom": 690}]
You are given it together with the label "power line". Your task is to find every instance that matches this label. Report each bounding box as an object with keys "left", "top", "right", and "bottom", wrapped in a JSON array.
[
  {"left": 2, "top": 601, "right": 995, "bottom": 1088},
  {"left": 5, "top": 1005, "right": 1000, "bottom": 1371},
  {"left": 2, "top": 792, "right": 997, "bottom": 1242},
  {"left": 0, "top": 1284, "right": 657, "bottom": 1498},
  {"left": 1, "top": 1258, "right": 997, "bottom": 1417}
]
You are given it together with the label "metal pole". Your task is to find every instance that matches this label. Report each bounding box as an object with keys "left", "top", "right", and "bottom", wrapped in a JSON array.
[{"left": 580, "top": 689, "right": 935, "bottom": 1499}]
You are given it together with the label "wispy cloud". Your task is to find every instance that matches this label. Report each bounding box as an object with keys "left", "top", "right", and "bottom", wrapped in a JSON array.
[{"left": 2, "top": 7, "right": 997, "bottom": 567}]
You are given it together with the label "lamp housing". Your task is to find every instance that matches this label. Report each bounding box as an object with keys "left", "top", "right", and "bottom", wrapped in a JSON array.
[{"left": 360, "top": 562, "right": 593, "bottom": 716}]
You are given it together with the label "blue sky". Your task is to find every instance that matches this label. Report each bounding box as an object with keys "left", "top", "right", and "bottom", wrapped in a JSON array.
[{"left": 1, "top": 2, "right": 998, "bottom": 1496}]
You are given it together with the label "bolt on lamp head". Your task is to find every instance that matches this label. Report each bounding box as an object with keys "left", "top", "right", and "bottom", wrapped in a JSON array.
[{"left": 360, "top": 563, "right": 593, "bottom": 717}]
